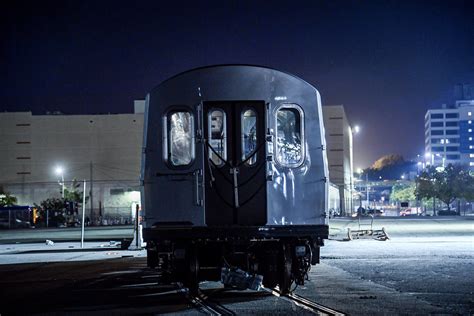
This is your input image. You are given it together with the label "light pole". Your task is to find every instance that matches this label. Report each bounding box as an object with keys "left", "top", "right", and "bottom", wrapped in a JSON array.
[
  {"left": 351, "top": 125, "right": 360, "bottom": 215},
  {"left": 55, "top": 166, "right": 65, "bottom": 198}
]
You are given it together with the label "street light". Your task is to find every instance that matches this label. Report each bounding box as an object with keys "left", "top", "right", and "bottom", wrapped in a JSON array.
[{"left": 55, "top": 166, "right": 65, "bottom": 198}]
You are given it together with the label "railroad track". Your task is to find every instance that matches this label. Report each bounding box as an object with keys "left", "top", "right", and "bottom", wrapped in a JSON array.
[
  {"left": 187, "top": 289, "right": 235, "bottom": 316},
  {"left": 265, "top": 288, "right": 346, "bottom": 316}
]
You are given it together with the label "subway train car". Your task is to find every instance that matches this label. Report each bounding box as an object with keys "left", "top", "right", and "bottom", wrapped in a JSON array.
[{"left": 141, "top": 65, "right": 329, "bottom": 293}]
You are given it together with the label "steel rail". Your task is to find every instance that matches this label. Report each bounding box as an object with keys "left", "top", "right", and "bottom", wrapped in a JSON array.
[
  {"left": 184, "top": 287, "right": 235, "bottom": 316},
  {"left": 265, "top": 288, "right": 346, "bottom": 316}
]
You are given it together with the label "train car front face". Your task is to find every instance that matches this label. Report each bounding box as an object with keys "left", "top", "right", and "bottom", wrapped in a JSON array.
[{"left": 141, "top": 65, "right": 329, "bottom": 291}]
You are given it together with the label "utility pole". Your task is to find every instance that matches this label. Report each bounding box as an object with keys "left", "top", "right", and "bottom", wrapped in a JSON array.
[
  {"left": 90, "top": 161, "right": 93, "bottom": 222},
  {"left": 366, "top": 173, "right": 369, "bottom": 208}
]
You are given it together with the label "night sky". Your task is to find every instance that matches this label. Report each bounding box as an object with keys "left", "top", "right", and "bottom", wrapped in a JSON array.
[{"left": 2, "top": 0, "right": 473, "bottom": 168}]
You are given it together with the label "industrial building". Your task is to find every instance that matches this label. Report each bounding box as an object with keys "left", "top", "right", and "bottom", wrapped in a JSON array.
[
  {"left": 424, "top": 84, "right": 474, "bottom": 169},
  {"left": 0, "top": 101, "right": 145, "bottom": 224},
  {"left": 322, "top": 105, "right": 355, "bottom": 216}
]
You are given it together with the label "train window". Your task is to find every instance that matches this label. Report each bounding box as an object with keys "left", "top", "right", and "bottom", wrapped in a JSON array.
[
  {"left": 276, "top": 105, "right": 304, "bottom": 167},
  {"left": 208, "top": 109, "right": 227, "bottom": 166},
  {"left": 241, "top": 109, "right": 257, "bottom": 165},
  {"left": 168, "top": 111, "right": 194, "bottom": 166}
]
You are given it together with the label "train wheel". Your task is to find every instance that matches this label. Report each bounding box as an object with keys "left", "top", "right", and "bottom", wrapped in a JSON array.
[
  {"left": 278, "top": 243, "right": 293, "bottom": 294},
  {"left": 184, "top": 244, "right": 199, "bottom": 294},
  {"left": 146, "top": 248, "right": 158, "bottom": 269}
]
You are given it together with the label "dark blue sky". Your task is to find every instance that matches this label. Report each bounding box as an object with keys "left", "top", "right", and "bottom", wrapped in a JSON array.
[{"left": 2, "top": 0, "right": 473, "bottom": 167}]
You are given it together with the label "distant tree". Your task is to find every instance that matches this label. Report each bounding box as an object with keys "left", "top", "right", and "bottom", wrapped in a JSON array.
[
  {"left": 390, "top": 183, "right": 416, "bottom": 203},
  {"left": 34, "top": 198, "right": 66, "bottom": 227},
  {"left": 364, "top": 154, "right": 416, "bottom": 181},
  {"left": 371, "top": 154, "right": 405, "bottom": 170},
  {"left": 0, "top": 192, "right": 18, "bottom": 207},
  {"left": 416, "top": 166, "right": 437, "bottom": 201},
  {"left": 416, "top": 164, "right": 474, "bottom": 211},
  {"left": 459, "top": 169, "right": 474, "bottom": 202},
  {"left": 64, "top": 179, "right": 88, "bottom": 204}
]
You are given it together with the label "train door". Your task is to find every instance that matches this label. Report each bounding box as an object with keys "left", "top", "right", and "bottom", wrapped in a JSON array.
[{"left": 203, "top": 101, "right": 267, "bottom": 226}]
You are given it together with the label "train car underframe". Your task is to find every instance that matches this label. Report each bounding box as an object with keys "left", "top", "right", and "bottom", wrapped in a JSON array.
[{"left": 144, "top": 225, "right": 328, "bottom": 293}]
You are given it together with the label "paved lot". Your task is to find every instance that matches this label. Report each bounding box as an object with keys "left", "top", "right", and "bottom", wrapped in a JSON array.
[
  {"left": 0, "top": 225, "right": 134, "bottom": 244},
  {"left": 0, "top": 217, "right": 472, "bottom": 315}
]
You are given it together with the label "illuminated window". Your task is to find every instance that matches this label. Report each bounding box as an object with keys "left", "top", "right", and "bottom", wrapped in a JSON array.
[
  {"left": 470, "top": 162, "right": 474, "bottom": 166},
  {"left": 166, "top": 111, "right": 195, "bottom": 166},
  {"left": 469, "top": 120, "right": 472, "bottom": 124},
  {"left": 469, "top": 129, "right": 473, "bottom": 133},
  {"left": 469, "top": 112, "right": 472, "bottom": 116},
  {"left": 241, "top": 109, "right": 258, "bottom": 165},
  {"left": 276, "top": 105, "right": 304, "bottom": 167},
  {"left": 470, "top": 137, "right": 473, "bottom": 141},
  {"left": 470, "top": 154, "right": 474, "bottom": 158},
  {"left": 208, "top": 109, "right": 227, "bottom": 166}
]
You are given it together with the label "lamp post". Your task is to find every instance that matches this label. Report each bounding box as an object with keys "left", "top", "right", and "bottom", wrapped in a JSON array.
[
  {"left": 55, "top": 166, "right": 65, "bottom": 198},
  {"left": 351, "top": 125, "right": 360, "bottom": 215}
]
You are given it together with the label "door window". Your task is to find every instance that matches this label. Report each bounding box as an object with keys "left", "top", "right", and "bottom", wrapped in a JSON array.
[
  {"left": 208, "top": 109, "right": 227, "bottom": 166},
  {"left": 167, "top": 111, "right": 194, "bottom": 166},
  {"left": 276, "top": 105, "right": 304, "bottom": 167},
  {"left": 241, "top": 109, "right": 258, "bottom": 165}
]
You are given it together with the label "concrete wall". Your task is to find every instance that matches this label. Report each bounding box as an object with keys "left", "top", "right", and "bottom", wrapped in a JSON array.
[
  {"left": 0, "top": 110, "right": 144, "bottom": 222},
  {"left": 322, "top": 105, "right": 354, "bottom": 215}
]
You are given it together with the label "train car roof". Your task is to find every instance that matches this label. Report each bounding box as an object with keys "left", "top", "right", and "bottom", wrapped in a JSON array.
[{"left": 155, "top": 64, "right": 316, "bottom": 90}]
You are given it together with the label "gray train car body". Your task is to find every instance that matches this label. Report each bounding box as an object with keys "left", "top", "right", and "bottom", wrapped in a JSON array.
[{"left": 142, "top": 65, "right": 329, "bottom": 292}]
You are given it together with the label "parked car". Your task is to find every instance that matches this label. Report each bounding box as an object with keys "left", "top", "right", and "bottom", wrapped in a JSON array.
[
  {"left": 400, "top": 207, "right": 422, "bottom": 216},
  {"left": 438, "top": 209, "right": 458, "bottom": 216},
  {"left": 356, "top": 207, "right": 384, "bottom": 217}
]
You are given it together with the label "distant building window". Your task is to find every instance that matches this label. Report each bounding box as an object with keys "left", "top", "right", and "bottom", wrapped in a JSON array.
[
  {"left": 446, "top": 129, "right": 459, "bottom": 135},
  {"left": 445, "top": 113, "right": 459, "bottom": 119},
  {"left": 470, "top": 154, "right": 474, "bottom": 158},
  {"left": 164, "top": 111, "right": 195, "bottom": 166},
  {"left": 446, "top": 146, "right": 459, "bottom": 152},
  {"left": 276, "top": 105, "right": 304, "bottom": 167},
  {"left": 445, "top": 121, "right": 458, "bottom": 127},
  {"left": 431, "top": 122, "right": 443, "bottom": 127},
  {"left": 468, "top": 112, "right": 472, "bottom": 116},
  {"left": 470, "top": 162, "right": 474, "bottom": 166},
  {"left": 469, "top": 129, "right": 473, "bottom": 133},
  {"left": 470, "top": 137, "right": 473, "bottom": 141},
  {"left": 432, "top": 147, "right": 444, "bottom": 152},
  {"left": 431, "top": 138, "right": 442, "bottom": 144},
  {"left": 430, "top": 113, "right": 443, "bottom": 119},
  {"left": 447, "top": 138, "right": 459, "bottom": 143},
  {"left": 431, "top": 130, "right": 443, "bottom": 135},
  {"left": 469, "top": 120, "right": 472, "bottom": 124},
  {"left": 446, "top": 154, "right": 460, "bottom": 160}
]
